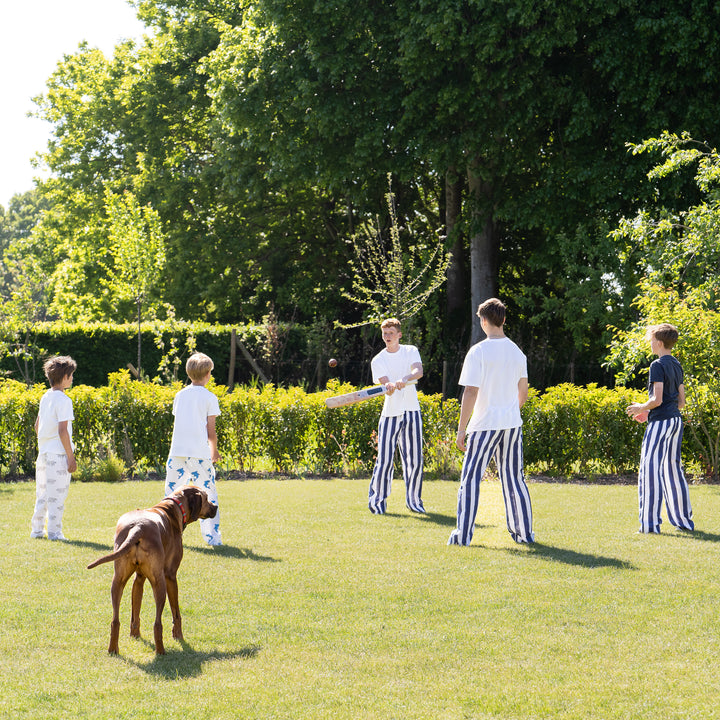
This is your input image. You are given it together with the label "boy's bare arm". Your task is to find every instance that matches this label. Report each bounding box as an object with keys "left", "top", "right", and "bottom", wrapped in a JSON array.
[
  {"left": 678, "top": 383, "right": 686, "bottom": 410},
  {"left": 456, "top": 386, "right": 479, "bottom": 452},
  {"left": 58, "top": 420, "right": 77, "bottom": 473},
  {"left": 626, "top": 382, "right": 664, "bottom": 417},
  {"left": 395, "top": 362, "right": 423, "bottom": 390},
  {"left": 207, "top": 415, "right": 221, "bottom": 463},
  {"left": 518, "top": 377, "right": 529, "bottom": 408}
]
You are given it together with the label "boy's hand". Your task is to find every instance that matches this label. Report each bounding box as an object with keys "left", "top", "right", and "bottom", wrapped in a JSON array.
[
  {"left": 67, "top": 457, "right": 77, "bottom": 473},
  {"left": 626, "top": 403, "right": 647, "bottom": 422},
  {"left": 456, "top": 430, "right": 467, "bottom": 452}
]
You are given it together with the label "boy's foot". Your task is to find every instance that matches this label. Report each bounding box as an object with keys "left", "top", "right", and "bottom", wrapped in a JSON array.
[
  {"left": 30, "top": 532, "right": 45, "bottom": 539},
  {"left": 48, "top": 533, "right": 67, "bottom": 541}
]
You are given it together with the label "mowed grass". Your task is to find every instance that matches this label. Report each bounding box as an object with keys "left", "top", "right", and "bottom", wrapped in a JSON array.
[{"left": 1, "top": 478, "right": 720, "bottom": 719}]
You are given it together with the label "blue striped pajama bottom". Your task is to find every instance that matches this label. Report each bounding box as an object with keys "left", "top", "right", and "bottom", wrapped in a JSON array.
[
  {"left": 368, "top": 410, "right": 424, "bottom": 514},
  {"left": 448, "top": 427, "right": 534, "bottom": 545},
  {"left": 638, "top": 417, "right": 694, "bottom": 533}
]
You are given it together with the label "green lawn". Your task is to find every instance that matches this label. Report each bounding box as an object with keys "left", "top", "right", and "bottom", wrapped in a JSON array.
[{"left": 1, "top": 478, "right": 719, "bottom": 719}]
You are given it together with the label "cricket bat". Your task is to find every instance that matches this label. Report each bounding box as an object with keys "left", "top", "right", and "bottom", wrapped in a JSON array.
[{"left": 325, "top": 381, "right": 417, "bottom": 409}]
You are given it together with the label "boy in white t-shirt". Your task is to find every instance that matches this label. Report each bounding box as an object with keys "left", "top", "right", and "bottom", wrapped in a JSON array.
[
  {"left": 448, "top": 298, "right": 534, "bottom": 545},
  {"left": 31, "top": 355, "right": 78, "bottom": 541},
  {"left": 165, "top": 352, "right": 222, "bottom": 545},
  {"left": 368, "top": 318, "right": 425, "bottom": 514}
]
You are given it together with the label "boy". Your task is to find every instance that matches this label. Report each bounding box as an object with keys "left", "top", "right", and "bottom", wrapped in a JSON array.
[
  {"left": 31, "top": 355, "right": 78, "bottom": 541},
  {"left": 165, "top": 352, "right": 223, "bottom": 545},
  {"left": 448, "top": 298, "right": 534, "bottom": 545},
  {"left": 626, "top": 324, "right": 694, "bottom": 533},
  {"left": 368, "top": 317, "right": 425, "bottom": 514}
]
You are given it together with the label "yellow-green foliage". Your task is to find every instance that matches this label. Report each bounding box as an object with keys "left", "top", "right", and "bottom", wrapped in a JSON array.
[
  {"left": 0, "top": 375, "right": 714, "bottom": 480},
  {"left": 522, "top": 384, "right": 647, "bottom": 475}
]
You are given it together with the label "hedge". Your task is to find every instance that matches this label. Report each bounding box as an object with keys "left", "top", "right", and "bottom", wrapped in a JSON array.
[
  {"left": 1, "top": 375, "right": 716, "bottom": 481},
  {"left": 0, "top": 320, "right": 391, "bottom": 391}
]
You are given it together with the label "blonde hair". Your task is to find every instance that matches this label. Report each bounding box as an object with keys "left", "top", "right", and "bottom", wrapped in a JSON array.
[
  {"left": 646, "top": 323, "right": 679, "bottom": 350},
  {"left": 186, "top": 352, "right": 214, "bottom": 381},
  {"left": 43, "top": 356, "right": 77, "bottom": 386},
  {"left": 380, "top": 317, "right": 402, "bottom": 331}
]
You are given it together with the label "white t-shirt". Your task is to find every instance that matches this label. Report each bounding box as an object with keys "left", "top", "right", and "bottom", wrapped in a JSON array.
[
  {"left": 168, "top": 385, "right": 221, "bottom": 459},
  {"left": 371, "top": 345, "right": 422, "bottom": 417},
  {"left": 459, "top": 337, "right": 527, "bottom": 432},
  {"left": 37, "top": 389, "right": 74, "bottom": 455}
]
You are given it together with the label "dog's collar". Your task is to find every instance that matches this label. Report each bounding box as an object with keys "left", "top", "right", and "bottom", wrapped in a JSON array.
[{"left": 170, "top": 496, "right": 188, "bottom": 527}]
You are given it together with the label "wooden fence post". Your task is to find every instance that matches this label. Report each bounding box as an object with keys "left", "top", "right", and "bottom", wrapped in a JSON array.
[{"left": 228, "top": 329, "right": 237, "bottom": 390}]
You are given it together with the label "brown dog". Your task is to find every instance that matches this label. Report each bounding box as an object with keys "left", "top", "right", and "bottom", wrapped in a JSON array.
[{"left": 87, "top": 485, "right": 218, "bottom": 655}]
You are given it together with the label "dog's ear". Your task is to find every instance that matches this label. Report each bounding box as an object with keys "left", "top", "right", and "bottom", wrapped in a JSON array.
[{"left": 186, "top": 486, "right": 204, "bottom": 521}]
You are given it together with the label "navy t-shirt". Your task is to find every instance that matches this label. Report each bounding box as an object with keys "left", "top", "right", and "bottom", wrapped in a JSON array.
[{"left": 647, "top": 355, "right": 683, "bottom": 422}]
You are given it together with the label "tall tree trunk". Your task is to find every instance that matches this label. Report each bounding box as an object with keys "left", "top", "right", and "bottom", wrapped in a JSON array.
[
  {"left": 467, "top": 165, "right": 499, "bottom": 345},
  {"left": 137, "top": 298, "right": 142, "bottom": 375},
  {"left": 445, "top": 168, "right": 466, "bottom": 322}
]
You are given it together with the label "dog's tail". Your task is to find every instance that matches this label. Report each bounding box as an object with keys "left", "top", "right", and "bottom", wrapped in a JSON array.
[{"left": 87, "top": 525, "right": 144, "bottom": 569}]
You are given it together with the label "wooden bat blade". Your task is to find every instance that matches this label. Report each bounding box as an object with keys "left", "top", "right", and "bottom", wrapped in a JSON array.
[
  {"left": 324, "top": 380, "right": 417, "bottom": 409},
  {"left": 325, "top": 384, "right": 387, "bottom": 409}
]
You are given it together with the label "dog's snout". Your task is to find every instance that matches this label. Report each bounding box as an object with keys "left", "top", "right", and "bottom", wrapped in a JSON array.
[{"left": 207, "top": 503, "right": 218, "bottom": 518}]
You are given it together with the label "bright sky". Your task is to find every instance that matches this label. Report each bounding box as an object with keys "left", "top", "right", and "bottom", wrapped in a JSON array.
[{"left": 0, "top": 0, "right": 146, "bottom": 209}]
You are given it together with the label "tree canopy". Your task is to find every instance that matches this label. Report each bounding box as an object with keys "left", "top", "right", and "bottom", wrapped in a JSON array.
[{"left": 3, "top": 0, "right": 720, "bottom": 388}]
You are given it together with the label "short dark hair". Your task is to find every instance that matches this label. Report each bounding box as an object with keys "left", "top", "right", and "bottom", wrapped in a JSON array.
[
  {"left": 43, "top": 356, "right": 77, "bottom": 386},
  {"left": 647, "top": 323, "right": 679, "bottom": 350},
  {"left": 477, "top": 298, "right": 506, "bottom": 328}
]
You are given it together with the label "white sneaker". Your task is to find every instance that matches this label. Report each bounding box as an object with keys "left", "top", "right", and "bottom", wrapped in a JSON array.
[
  {"left": 30, "top": 531, "right": 45, "bottom": 539},
  {"left": 48, "top": 533, "right": 67, "bottom": 541}
]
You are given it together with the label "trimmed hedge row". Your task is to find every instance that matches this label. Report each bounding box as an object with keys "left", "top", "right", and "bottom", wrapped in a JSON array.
[
  {"left": 0, "top": 320, "right": 372, "bottom": 390},
  {"left": 0, "top": 374, "right": 714, "bottom": 480}
]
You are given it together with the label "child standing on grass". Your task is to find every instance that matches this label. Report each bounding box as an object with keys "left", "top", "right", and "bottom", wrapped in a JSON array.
[
  {"left": 31, "top": 356, "right": 77, "bottom": 541},
  {"left": 165, "top": 352, "right": 222, "bottom": 546},
  {"left": 626, "top": 324, "right": 694, "bottom": 534},
  {"left": 367, "top": 317, "right": 425, "bottom": 515},
  {"left": 448, "top": 298, "right": 534, "bottom": 546}
]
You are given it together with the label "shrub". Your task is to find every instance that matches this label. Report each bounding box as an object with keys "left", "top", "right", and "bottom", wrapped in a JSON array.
[
  {"left": 522, "top": 384, "right": 646, "bottom": 476},
  {"left": 0, "top": 377, "right": 714, "bottom": 481}
]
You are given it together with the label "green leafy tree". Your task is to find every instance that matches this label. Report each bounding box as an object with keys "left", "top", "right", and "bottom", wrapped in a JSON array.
[
  {"left": 19, "top": 0, "right": 720, "bottom": 390},
  {"left": 104, "top": 190, "right": 167, "bottom": 373},
  {"left": 341, "top": 178, "right": 450, "bottom": 326},
  {"left": 607, "top": 133, "right": 720, "bottom": 478}
]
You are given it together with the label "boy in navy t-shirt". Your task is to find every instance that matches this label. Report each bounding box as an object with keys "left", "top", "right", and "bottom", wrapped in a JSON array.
[{"left": 626, "top": 324, "right": 694, "bottom": 533}]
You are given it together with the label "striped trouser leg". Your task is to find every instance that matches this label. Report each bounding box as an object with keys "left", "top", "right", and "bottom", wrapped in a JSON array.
[
  {"left": 398, "top": 410, "right": 425, "bottom": 512},
  {"left": 495, "top": 427, "right": 534, "bottom": 543},
  {"left": 638, "top": 422, "right": 666, "bottom": 533},
  {"left": 447, "top": 430, "right": 499, "bottom": 545},
  {"left": 659, "top": 418, "right": 694, "bottom": 531},
  {"left": 368, "top": 415, "right": 401, "bottom": 514}
]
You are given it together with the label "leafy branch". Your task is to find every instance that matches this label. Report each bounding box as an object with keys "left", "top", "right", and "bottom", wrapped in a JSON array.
[{"left": 339, "top": 177, "right": 450, "bottom": 328}]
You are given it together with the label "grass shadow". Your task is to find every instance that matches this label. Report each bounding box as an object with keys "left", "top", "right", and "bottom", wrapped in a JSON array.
[
  {"left": 382, "top": 511, "right": 467, "bottom": 529},
  {"left": 525, "top": 541, "right": 636, "bottom": 569},
  {"left": 470, "top": 541, "right": 636, "bottom": 569},
  {"left": 680, "top": 529, "right": 720, "bottom": 543},
  {"left": 187, "top": 544, "right": 281, "bottom": 562},
  {"left": 122, "top": 640, "right": 261, "bottom": 679},
  {"left": 66, "top": 538, "right": 117, "bottom": 553},
  {"left": 419, "top": 511, "right": 461, "bottom": 528}
]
